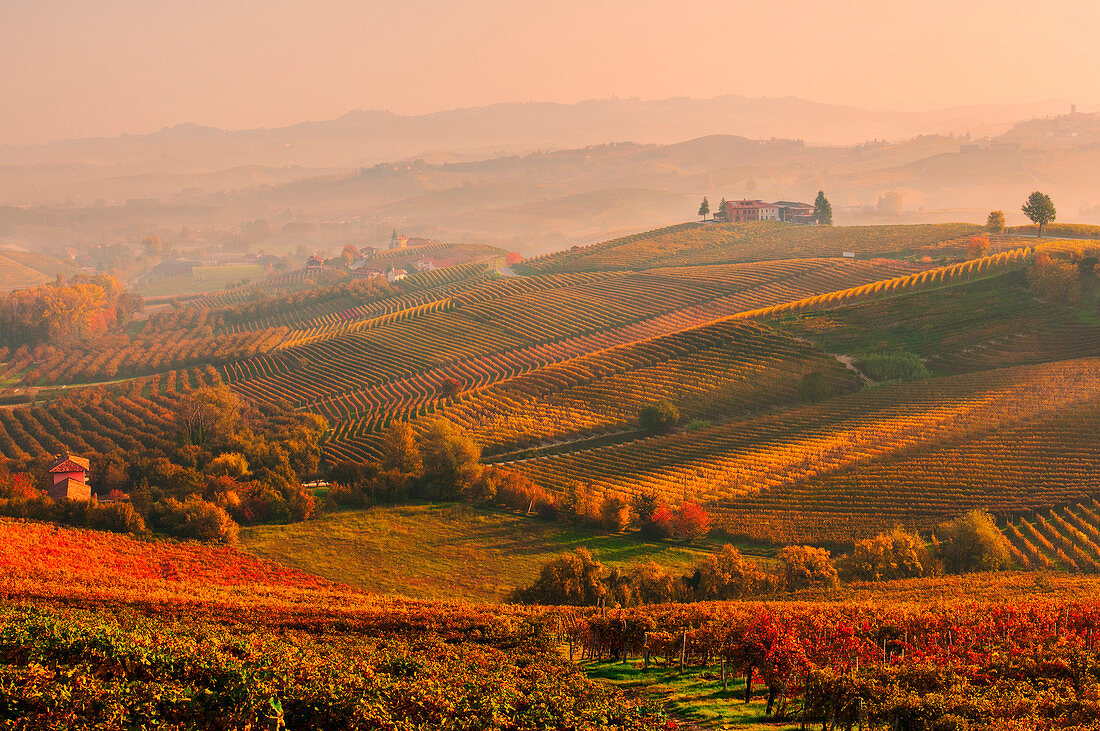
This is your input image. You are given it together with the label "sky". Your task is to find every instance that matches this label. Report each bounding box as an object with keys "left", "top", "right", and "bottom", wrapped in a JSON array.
[{"left": 3, "top": 0, "right": 1100, "bottom": 146}]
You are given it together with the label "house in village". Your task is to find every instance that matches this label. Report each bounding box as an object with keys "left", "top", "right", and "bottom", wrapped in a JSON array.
[
  {"left": 305, "top": 254, "right": 326, "bottom": 272},
  {"left": 350, "top": 264, "right": 385, "bottom": 280},
  {"left": 46, "top": 454, "right": 91, "bottom": 502},
  {"left": 386, "top": 268, "right": 408, "bottom": 283},
  {"left": 412, "top": 258, "right": 435, "bottom": 273}
]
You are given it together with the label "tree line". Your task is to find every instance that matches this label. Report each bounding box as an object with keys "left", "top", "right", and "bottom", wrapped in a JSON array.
[
  {"left": 0, "top": 385, "right": 326, "bottom": 543},
  {"left": 512, "top": 510, "right": 1014, "bottom": 606},
  {"left": 0, "top": 274, "right": 143, "bottom": 349}
]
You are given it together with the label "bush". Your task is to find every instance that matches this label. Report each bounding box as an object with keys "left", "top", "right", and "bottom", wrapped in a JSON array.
[
  {"left": 87, "top": 502, "right": 146, "bottom": 534},
  {"left": 778, "top": 545, "right": 838, "bottom": 590},
  {"left": 936, "top": 509, "right": 1012, "bottom": 573},
  {"left": 630, "top": 560, "right": 679, "bottom": 604},
  {"left": 856, "top": 351, "right": 930, "bottom": 383},
  {"left": 639, "top": 400, "right": 679, "bottom": 434},
  {"left": 150, "top": 495, "right": 239, "bottom": 544},
  {"left": 599, "top": 495, "right": 629, "bottom": 532},
  {"left": 841, "top": 526, "right": 929, "bottom": 581}
]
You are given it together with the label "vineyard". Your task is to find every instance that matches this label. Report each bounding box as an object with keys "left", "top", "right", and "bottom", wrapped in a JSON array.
[
  {"left": 327, "top": 320, "right": 859, "bottom": 461},
  {"left": 774, "top": 269, "right": 1100, "bottom": 376},
  {"left": 225, "top": 258, "right": 919, "bottom": 425},
  {"left": 509, "top": 358, "right": 1100, "bottom": 543},
  {"left": 519, "top": 221, "right": 983, "bottom": 273},
  {"left": 12, "top": 518, "right": 1100, "bottom": 729},
  {"left": 1, "top": 518, "right": 665, "bottom": 730}
]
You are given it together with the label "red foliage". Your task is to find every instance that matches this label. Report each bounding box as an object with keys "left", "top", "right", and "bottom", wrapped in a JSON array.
[{"left": 674, "top": 502, "right": 712, "bottom": 542}]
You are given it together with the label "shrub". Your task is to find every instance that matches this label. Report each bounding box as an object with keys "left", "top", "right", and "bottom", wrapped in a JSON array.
[
  {"left": 777, "top": 545, "right": 838, "bottom": 590},
  {"left": 87, "top": 502, "right": 147, "bottom": 534},
  {"left": 151, "top": 495, "right": 239, "bottom": 544},
  {"left": 967, "top": 235, "right": 991, "bottom": 258},
  {"left": 639, "top": 400, "right": 679, "bottom": 434},
  {"left": 630, "top": 560, "right": 679, "bottom": 605},
  {"left": 936, "top": 509, "right": 1012, "bottom": 573}
]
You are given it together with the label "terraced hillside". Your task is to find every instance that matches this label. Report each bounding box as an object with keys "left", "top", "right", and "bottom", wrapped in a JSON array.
[
  {"left": 508, "top": 358, "right": 1100, "bottom": 543},
  {"left": 519, "top": 221, "right": 982, "bottom": 273},
  {"left": 774, "top": 273, "right": 1100, "bottom": 376},
  {"left": 324, "top": 319, "right": 860, "bottom": 462},
  {"left": 1006, "top": 500, "right": 1100, "bottom": 572},
  {"left": 0, "top": 247, "right": 85, "bottom": 292},
  {"left": 225, "top": 258, "right": 922, "bottom": 431}
]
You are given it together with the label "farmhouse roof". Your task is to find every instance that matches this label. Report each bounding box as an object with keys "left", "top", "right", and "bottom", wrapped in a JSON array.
[{"left": 47, "top": 454, "right": 90, "bottom": 473}]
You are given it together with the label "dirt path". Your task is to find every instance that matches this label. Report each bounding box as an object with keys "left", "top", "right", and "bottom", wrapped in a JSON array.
[{"left": 833, "top": 353, "right": 875, "bottom": 386}]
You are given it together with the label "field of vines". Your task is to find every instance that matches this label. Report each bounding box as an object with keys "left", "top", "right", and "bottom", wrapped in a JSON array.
[
  {"left": 774, "top": 270, "right": 1100, "bottom": 376},
  {"left": 509, "top": 358, "right": 1100, "bottom": 542},
  {"left": 326, "top": 320, "right": 859, "bottom": 461},
  {"left": 1, "top": 519, "right": 663, "bottom": 730},
  {"left": 0, "top": 385, "right": 207, "bottom": 466},
  {"left": 519, "top": 221, "right": 982, "bottom": 273},
  {"left": 1006, "top": 499, "right": 1100, "bottom": 572},
  {"left": 567, "top": 595, "right": 1100, "bottom": 730},
  {"left": 13, "top": 518, "right": 1100, "bottom": 729},
  {"left": 228, "top": 258, "right": 921, "bottom": 424}
]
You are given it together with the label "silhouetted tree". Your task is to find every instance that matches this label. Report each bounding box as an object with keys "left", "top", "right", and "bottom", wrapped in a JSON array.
[
  {"left": 698, "top": 196, "right": 711, "bottom": 221},
  {"left": 986, "top": 210, "right": 1006, "bottom": 234},
  {"left": 813, "top": 191, "right": 833, "bottom": 225},
  {"left": 1022, "top": 191, "right": 1056, "bottom": 237}
]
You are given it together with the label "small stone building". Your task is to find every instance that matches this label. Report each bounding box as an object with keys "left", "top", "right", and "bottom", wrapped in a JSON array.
[{"left": 46, "top": 454, "right": 91, "bottom": 502}]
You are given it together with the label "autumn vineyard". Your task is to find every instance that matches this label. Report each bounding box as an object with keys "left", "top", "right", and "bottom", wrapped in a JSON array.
[{"left": 6, "top": 219, "right": 1100, "bottom": 729}]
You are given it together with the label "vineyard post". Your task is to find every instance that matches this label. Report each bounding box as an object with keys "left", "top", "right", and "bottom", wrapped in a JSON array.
[
  {"left": 721, "top": 654, "right": 727, "bottom": 691},
  {"left": 679, "top": 630, "right": 686, "bottom": 674}
]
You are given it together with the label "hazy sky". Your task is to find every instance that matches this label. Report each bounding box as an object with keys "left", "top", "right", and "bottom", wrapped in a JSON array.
[{"left": 4, "top": 0, "right": 1100, "bottom": 146}]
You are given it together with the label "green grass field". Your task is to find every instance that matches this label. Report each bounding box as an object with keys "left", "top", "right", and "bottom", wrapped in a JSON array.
[
  {"left": 587, "top": 661, "right": 801, "bottom": 730},
  {"left": 137, "top": 264, "right": 264, "bottom": 296},
  {"left": 240, "top": 502, "right": 735, "bottom": 602}
]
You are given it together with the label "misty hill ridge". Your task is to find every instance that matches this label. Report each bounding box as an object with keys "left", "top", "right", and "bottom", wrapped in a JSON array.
[{"left": 0, "top": 95, "right": 1070, "bottom": 170}]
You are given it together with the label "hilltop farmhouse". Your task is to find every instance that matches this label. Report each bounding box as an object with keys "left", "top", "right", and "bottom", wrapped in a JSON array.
[{"left": 715, "top": 199, "right": 815, "bottom": 224}]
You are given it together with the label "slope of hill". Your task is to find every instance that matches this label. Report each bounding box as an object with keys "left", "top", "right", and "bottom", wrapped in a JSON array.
[
  {"left": 509, "top": 358, "right": 1100, "bottom": 543},
  {"left": 518, "top": 221, "right": 982, "bottom": 273}
]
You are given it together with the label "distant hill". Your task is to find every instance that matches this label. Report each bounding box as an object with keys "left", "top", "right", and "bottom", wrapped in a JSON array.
[{"left": 0, "top": 95, "right": 1068, "bottom": 172}]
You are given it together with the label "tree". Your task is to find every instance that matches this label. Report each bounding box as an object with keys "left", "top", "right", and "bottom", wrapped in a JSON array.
[
  {"left": 176, "top": 386, "right": 243, "bottom": 447},
  {"left": 639, "top": 400, "right": 679, "bottom": 434},
  {"left": 511, "top": 548, "right": 605, "bottom": 605},
  {"left": 986, "top": 210, "right": 1006, "bottom": 234},
  {"left": 717, "top": 197, "right": 728, "bottom": 222},
  {"left": 692, "top": 544, "right": 767, "bottom": 600},
  {"left": 341, "top": 245, "right": 359, "bottom": 267},
  {"left": 599, "top": 494, "right": 629, "bottom": 532},
  {"left": 379, "top": 422, "right": 423, "bottom": 476},
  {"left": 418, "top": 419, "right": 481, "bottom": 499},
  {"left": 777, "top": 545, "right": 838, "bottom": 590},
  {"left": 937, "top": 509, "right": 1012, "bottom": 573},
  {"left": 841, "top": 526, "right": 928, "bottom": 581},
  {"left": 674, "top": 502, "right": 712, "bottom": 542},
  {"left": 698, "top": 196, "right": 710, "bottom": 221},
  {"left": 813, "top": 191, "right": 833, "bottom": 226},
  {"left": 1021, "top": 191, "right": 1056, "bottom": 237},
  {"left": 967, "top": 235, "right": 991, "bottom": 259}
]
